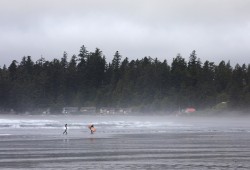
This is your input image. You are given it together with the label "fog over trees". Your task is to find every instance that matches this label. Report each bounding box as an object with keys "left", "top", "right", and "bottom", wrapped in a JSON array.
[{"left": 0, "top": 45, "right": 250, "bottom": 113}]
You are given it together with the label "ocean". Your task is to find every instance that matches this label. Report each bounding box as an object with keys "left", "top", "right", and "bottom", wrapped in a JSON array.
[{"left": 0, "top": 114, "right": 250, "bottom": 169}]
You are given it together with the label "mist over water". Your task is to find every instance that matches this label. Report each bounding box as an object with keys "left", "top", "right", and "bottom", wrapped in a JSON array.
[
  {"left": 1, "top": 114, "right": 250, "bottom": 169},
  {"left": 1, "top": 114, "right": 250, "bottom": 134}
]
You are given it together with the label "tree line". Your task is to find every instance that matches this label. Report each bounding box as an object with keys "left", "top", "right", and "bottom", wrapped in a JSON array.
[{"left": 1, "top": 45, "right": 250, "bottom": 114}]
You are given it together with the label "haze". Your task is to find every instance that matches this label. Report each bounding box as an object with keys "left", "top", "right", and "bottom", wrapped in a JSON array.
[{"left": 0, "top": 0, "right": 250, "bottom": 66}]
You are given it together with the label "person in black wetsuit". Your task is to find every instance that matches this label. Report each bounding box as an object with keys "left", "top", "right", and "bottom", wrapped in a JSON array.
[{"left": 63, "top": 124, "right": 68, "bottom": 135}]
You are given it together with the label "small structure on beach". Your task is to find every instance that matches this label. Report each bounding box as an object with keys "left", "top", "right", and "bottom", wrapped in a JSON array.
[
  {"left": 100, "top": 107, "right": 115, "bottom": 114},
  {"left": 99, "top": 107, "right": 131, "bottom": 115},
  {"left": 185, "top": 108, "right": 196, "bottom": 113},
  {"left": 62, "top": 107, "right": 79, "bottom": 114},
  {"left": 80, "top": 107, "right": 96, "bottom": 114}
]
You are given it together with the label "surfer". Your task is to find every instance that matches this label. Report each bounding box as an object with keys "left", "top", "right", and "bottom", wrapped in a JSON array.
[
  {"left": 63, "top": 124, "right": 68, "bottom": 135},
  {"left": 89, "top": 124, "right": 95, "bottom": 134}
]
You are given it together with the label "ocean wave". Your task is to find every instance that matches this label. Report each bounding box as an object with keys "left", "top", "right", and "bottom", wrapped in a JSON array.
[{"left": 0, "top": 118, "right": 186, "bottom": 130}]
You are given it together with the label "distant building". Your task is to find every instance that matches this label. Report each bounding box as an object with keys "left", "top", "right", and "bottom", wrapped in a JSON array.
[
  {"left": 100, "top": 107, "right": 131, "bottom": 115},
  {"left": 62, "top": 107, "right": 79, "bottom": 114},
  {"left": 175, "top": 107, "right": 196, "bottom": 116},
  {"left": 42, "top": 108, "right": 50, "bottom": 115},
  {"left": 100, "top": 107, "right": 115, "bottom": 114},
  {"left": 118, "top": 108, "right": 131, "bottom": 114},
  {"left": 80, "top": 107, "right": 96, "bottom": 114}
]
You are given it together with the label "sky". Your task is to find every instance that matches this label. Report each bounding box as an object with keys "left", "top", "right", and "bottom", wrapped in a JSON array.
[{"left": 0, "top": 0, "right": 250, "bottom": 67}]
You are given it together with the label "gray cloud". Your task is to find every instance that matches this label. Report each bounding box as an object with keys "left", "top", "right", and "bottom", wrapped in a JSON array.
[{"left": 0, "top": 0, "right": 250, "bottom": 67}]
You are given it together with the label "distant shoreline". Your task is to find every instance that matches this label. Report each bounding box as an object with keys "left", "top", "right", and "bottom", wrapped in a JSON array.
[{"left": 1, "top": 109, "right": 250, "bottom": 117}]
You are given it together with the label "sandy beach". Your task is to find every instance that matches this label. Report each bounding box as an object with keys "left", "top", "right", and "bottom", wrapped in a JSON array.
[{"left": 1, "top": 115, "right": 250, "bottom": 169}]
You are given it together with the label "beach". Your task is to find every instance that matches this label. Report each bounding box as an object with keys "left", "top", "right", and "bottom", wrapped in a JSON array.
[{"left": 0, "top": 115, "right": 250, "bottom": 169}]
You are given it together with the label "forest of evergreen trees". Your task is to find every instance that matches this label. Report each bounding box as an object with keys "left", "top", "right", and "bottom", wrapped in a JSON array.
[{"left": 1, "top": 45, "right": 250, "bottom": 114}]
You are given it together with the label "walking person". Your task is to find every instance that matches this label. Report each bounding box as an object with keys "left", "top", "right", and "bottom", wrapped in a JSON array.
[
  {"left": 88, "top": 124, "right": 95, "bottom": 134},
  {"left": 63, "top": 124, "right": 68, "bottom": 135}
]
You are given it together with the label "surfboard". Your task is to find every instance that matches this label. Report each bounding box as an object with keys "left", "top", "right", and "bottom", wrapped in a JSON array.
[
  {"left": 88, "top": 125, "right": 96, "bottom": 132},
  {"left": 91, "top": 127, "right": 96, "bottom": 132}
]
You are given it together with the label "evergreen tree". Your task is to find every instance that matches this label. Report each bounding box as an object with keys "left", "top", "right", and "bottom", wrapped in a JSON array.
[
  {"left": 1, "top": 45, "right": 250, "bottom": 114},
  {"left": 171, "top": 54, "right": 187, "bottom": 89},
  {"left": 199, "top": 61, "right": 216, "bottom": 108},
  {"left": 111, "top": 51, "right": 122, "bottom": 84}
]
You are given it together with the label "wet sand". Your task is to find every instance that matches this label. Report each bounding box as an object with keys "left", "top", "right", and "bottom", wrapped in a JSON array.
[{"left": 1, "top": 129, "right": 250, "bottom": 169}]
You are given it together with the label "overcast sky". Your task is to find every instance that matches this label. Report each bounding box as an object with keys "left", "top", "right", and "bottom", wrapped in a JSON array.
[{"left": 0, "top": 0, "right": 250, "bottom": 67}]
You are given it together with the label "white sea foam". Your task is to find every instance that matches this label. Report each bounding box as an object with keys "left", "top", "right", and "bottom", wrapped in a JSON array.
[
  {"left": 0, "top": 117, "right": 187, "bottom": 130},
  {"left": 1, "top": 115, "right": 249, "bottom": 133},
  {"left": 0, "top": 119, "right": 61, "bottom": 129},
  {"left": 0, "top": 134, "right": 12, "bottom": 136}
]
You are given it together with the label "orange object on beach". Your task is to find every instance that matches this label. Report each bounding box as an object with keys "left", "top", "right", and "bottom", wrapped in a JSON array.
[{"left": 185, "top": 108, "right": 196, "bottom": 113}]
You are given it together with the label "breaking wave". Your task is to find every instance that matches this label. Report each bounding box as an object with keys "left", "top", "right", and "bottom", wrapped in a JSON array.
[
  {"left": 1, "top": 116, "right": 250, "bottom": 133},
  {"left": 0, "top": 118, "right": 186, "bottom": 130}
]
